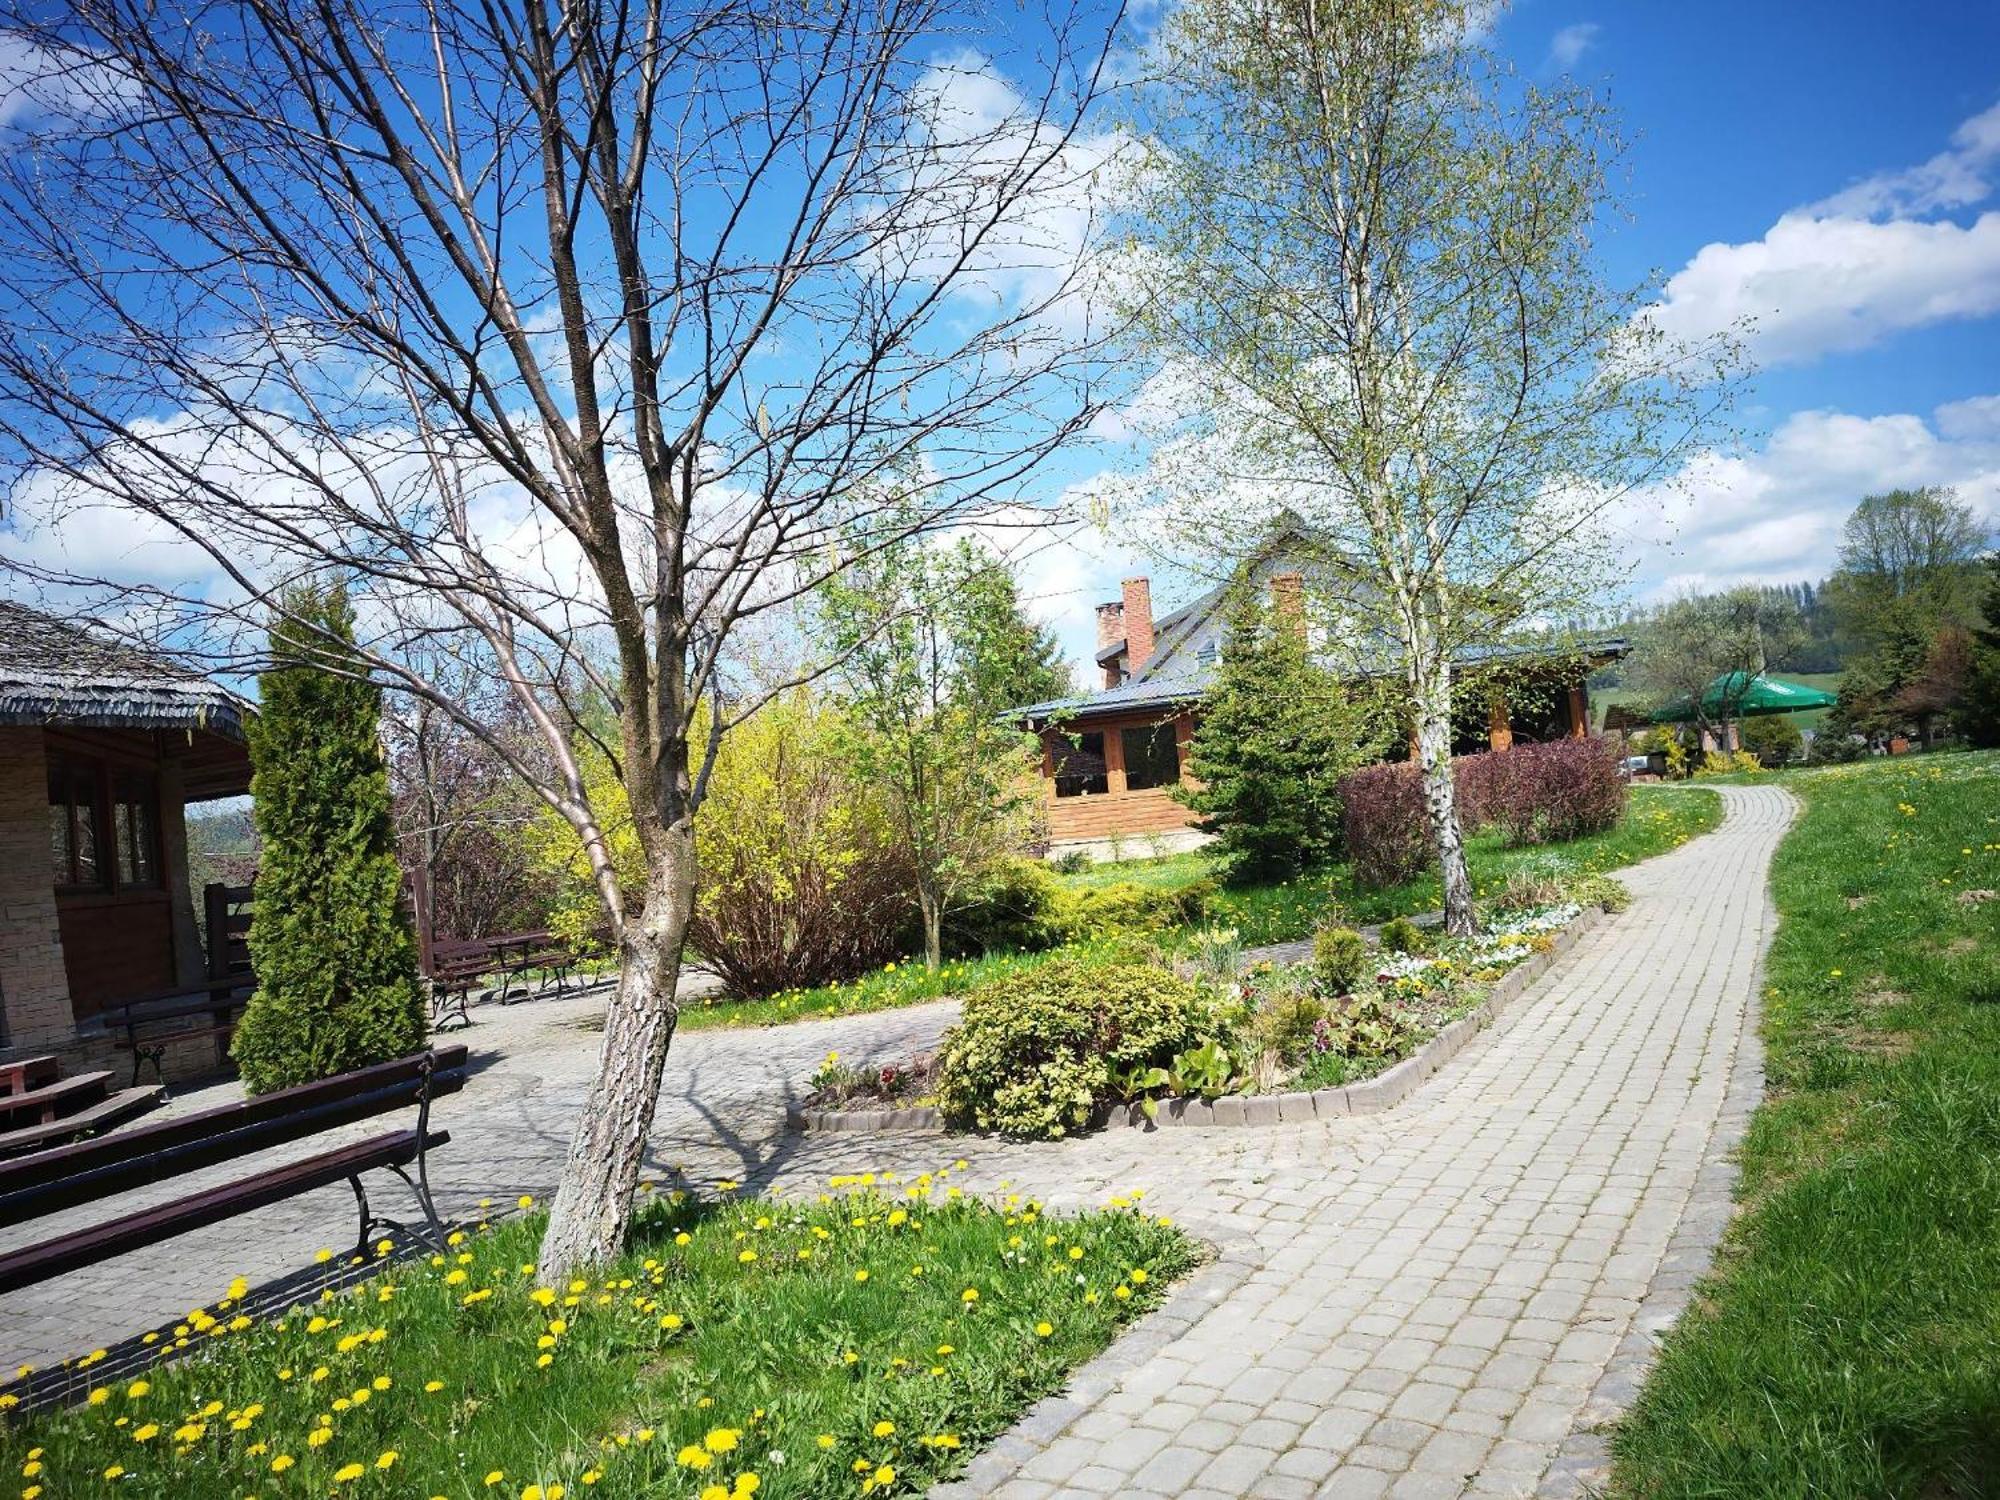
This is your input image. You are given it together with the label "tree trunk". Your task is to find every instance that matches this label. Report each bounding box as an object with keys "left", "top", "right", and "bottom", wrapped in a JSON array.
[
  {"left": 535, "top": 822, "right": 695, "bottom": 1282},
  {"left": 1412, "top": 672, "right": 1476, "bottom": 938},
  {"left": 919, "top": 884, "right": 942, "bottom": 972}
]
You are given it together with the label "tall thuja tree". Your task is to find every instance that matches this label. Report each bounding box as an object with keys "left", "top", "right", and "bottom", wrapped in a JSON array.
[
  {"left": 1121, "top": 0, "right": 1733, "bottom": 934},
  {"left": 233, "top": 584, "right": 426, "bottom": 1094},
  {"left": 0, "top": 1, "right": 1119, "bottom": 1278},
  {"left": 1178, "top": 585, "right": 1381, "bottom": 883},
  {"left": 822, "top": 529, "right": 1044, "bottom": 970}
]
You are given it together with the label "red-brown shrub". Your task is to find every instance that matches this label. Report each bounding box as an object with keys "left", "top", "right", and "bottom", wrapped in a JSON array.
[
  {"left": 1339, "top": 761, "right": 1432, "bottom": 888},
  {"left": 1458, "top": 737, "right": 1626, "bottom": 845},
  {"left": 1341, "top": 738, "right": 1628, "bottom": 887}
]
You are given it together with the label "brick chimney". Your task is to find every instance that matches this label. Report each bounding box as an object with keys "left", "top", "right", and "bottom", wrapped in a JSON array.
[
  {"left": 1121, "top": 576, "right": 1155, "bottom": 675},
  {"left": 1270, "top": 571, "right": 1306, "bottom": 641},
  {"left": 1094, "top": 599, "right": 1125, "bottom": 650}
]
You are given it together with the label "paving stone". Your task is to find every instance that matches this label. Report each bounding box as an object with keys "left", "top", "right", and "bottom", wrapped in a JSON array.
[{"left": 1, "top": 788, "right": 1796, "bottom": 1500}]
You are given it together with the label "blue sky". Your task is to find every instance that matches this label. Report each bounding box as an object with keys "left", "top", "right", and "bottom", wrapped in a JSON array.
[
  {"left": 1022, "top": 0, "right": 2000, "bottom": 675},
  {"left": 1, "top": 3, "right": 1994, "bottom": 687}
]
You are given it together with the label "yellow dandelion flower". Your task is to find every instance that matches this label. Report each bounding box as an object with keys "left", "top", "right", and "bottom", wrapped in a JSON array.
[
  {"left": 704, "top": 1429, "right": 741, "bottom": 1454},
  {"left": 1035, "top": 1321, "right": 1054, "bottom": 1337},
  {"left": 872, "top": 1420, "right": 895, "bottom": 1438},
  {"left": 333, "top": 1463, "right": 365, "bottom": 1483}
]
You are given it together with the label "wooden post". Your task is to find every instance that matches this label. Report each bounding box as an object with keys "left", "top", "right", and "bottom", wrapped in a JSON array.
[
  {"left": 1567, "top": 684, "right": 1588, "bottom": 738},
  {"left": 1487, "top": 694, "right": 1513, "bottom": 752}
]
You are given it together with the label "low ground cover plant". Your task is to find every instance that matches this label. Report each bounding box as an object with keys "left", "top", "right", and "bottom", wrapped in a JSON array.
[
  {"left": 1610, "top": 750, "right": 2000, "bottom": 1498},
  {"left": 0, "top": 1175, "right": 1195, "bottom": 1500}
]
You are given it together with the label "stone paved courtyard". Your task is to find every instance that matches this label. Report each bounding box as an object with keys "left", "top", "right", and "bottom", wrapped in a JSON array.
[{"left": 1, "top": 784, "right": 1793, "bottom": 1499}]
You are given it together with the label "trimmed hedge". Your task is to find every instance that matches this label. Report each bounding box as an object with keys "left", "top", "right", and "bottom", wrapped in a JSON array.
[
  {"left": 1339, "top": 737, "right": 1628, "bottom": 888},
  {"left": 1455, "top": 737, "right": 1626, "bottom": 846},
  {"left": 1339, "top": 761, "right": 1433, "bottom": 888}
]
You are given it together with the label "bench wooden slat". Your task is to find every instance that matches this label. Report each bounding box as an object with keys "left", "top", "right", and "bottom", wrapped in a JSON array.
[
  {"left": 0, "top": 1072, "right": 112, "bottom": 1127},
  {"left": 110, "top": 1026, "right": 235, "bottom": 1053},
  {"left": 1, "top": 1068, "right": 466, "bottom": 1225},
  {"left": 0, "top": 1057, "right": 58, "bottom": 1097},
  {"left": 0, "top": 1087, "right": 164, "bottom": 1159},
  {"left": 0, "top": 1045, "right": 469, "bottom": 1197},
  {"left": 0, "top": 1128, "right": 448, "bottom": 1295}
]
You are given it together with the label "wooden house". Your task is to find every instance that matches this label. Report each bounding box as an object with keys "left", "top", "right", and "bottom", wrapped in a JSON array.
[
  {"left": 1014, "top": 565, "right": 1626, "bottom": 862},
  {"left": 0, "top": 601, "right": 254, "bottom": 1080}
]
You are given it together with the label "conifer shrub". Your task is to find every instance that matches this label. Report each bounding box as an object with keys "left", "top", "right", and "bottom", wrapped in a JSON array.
[
  {"left": 1378, "top": 916, "right": 1426, "bottom": 954},
  {"left": 1177, "top": 586, "right": 1382, "bottom": 884},
  {"left": 1312, "top": 925, "right": 1369, "bottom": 994},
  {"left": 232, "top": 583, "right": 427, "bottom": 1093},
  {"left": 934, "top": 958, "right": 1215, "bottom": 1138}
]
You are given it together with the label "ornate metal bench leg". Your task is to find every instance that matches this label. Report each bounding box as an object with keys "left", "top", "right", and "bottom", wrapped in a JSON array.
[
  {"left": 349, "top": 1174, "right": 373, "bottom": 1257},
  {"left": 384, "top": 1163, "right": 447, "bottom": 1249}
]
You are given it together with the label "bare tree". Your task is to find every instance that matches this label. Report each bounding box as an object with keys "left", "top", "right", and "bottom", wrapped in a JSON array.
[
  {"left": 1117, "top": 0, "right": 1736, "bottom": 935},
  {"left": 0, "top": 0, "right": 1122, "bottom": 1275}
]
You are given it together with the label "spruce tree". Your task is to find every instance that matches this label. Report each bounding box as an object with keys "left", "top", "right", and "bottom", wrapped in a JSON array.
[
  {"left": 232, "top": 582, "right": 427, "bottom": 1093},
  {"left": 1177, "top": 587, "right": 1381, "bottom": 884}
]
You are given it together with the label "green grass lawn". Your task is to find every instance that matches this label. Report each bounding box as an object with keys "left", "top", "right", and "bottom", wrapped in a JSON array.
[
  {"left": 1609, "top": 749, "right": 2000, "bottom": 1498},
  {"left": 679, "top": 784, "right": 1721, "bottom": 1030},
  {"left": 0, "top": 1177, "right": 1194, "bottom": 1500}
]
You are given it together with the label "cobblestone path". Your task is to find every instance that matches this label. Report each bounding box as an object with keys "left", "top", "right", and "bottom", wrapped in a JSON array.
[{"left": 1, "top": 786, "right": 1792, "bottom": 1500}]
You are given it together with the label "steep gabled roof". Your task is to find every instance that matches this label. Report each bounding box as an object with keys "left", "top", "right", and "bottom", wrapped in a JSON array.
[{"left": 0, "top": 599, "right": 253, "bottom": 743}]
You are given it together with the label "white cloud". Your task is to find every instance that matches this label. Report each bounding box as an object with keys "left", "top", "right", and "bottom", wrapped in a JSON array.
[
  {"left": 0, "top": 30, "right": 138, "bottom": 134},
  {"left": 1648, "top": 210, "right": 2000, "bottom": 365},
  {"left": 1809, "top": 99, "right": 2000, "bottom": 218},
  {"left": 1544, "top": 22, "right": 1600, "bottom": 72},
  {"left": 1646, "top": 98, "right": 2000, "bottom": 368},
  {"left": 1629, "top": 397, "right": 2000, "bottom": 597}
]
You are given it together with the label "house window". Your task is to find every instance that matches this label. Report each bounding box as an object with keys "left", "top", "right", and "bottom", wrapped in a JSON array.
[
  {"left": 1051, "top": 731, "right": 1108, "bottom": 797},
  {"left": 114, "top": 772, "right": 161, "bottom": 887},
  {"left": 48, "top": 760, "right": 103, "bottom": 888},
  {"left": 47, "top": 756, "right": 161, "bottom": 890},
  {"left": 1120, "top": 723, "right": 1181, "bottom": 791}
]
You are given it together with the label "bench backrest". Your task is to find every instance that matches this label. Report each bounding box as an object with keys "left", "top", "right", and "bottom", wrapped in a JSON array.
[
  {"left": 0, "top": 1045, "right": 469, "bottom": 1226},
  {"left": 96, "top": 983, "right": 254, "bottom": 1031}
]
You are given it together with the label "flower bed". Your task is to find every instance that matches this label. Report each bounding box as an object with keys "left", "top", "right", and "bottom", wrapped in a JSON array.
[
  {"left": 0, "top": 1175, "right": 1194, "bottom": 1500},
  {"left": 799, "top": 879, "right": 1626, "bottom": 1138}
]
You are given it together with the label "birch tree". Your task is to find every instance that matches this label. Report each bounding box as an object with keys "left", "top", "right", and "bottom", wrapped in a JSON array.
[
  {"left": 1119, "top": 0, "right": 1734, "bottom": 934},
  {"left": 0, "top": 0, "right": 1121, "bottom": 1275}
]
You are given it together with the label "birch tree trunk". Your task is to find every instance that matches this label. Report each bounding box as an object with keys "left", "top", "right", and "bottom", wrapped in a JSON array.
[
  {"left": 535, "top": 823, "right": 695, "bottom": 1280},
  {"left": 1412, "top": 663, "right": 1476, "bottom": 938}
]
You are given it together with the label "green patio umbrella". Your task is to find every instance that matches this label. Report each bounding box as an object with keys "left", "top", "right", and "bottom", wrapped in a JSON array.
[{"left": 1648, "top": 670, "right": 1838, "bottom": 724}]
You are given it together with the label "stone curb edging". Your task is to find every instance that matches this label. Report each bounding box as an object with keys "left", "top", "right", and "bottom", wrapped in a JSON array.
[
  {"left": 784, "top": 1102, "right": 943, "bottom": 1133},
  {"left": 787, "top": 906, "right": 1607, "bottom": 1137},
  {"left": 926, "top": 1221, "right": 1265, "bottom": 1500}
]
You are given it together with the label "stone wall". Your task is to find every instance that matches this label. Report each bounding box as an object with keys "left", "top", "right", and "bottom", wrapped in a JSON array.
[{"left": 0, "top": 727, "right": 71, "bottom": 1050}]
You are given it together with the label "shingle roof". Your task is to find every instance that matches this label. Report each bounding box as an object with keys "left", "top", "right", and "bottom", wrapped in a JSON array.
[
  {"left": 0, "top": 599, "right": 253, "bottom": 741},
  {"left": 1015, "top": 634, "right": 1631, "bottom": 724}
]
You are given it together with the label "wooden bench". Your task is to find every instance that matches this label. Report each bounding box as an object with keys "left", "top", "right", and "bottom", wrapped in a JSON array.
[
  {"left": 0, "top": 1056, "right": 58, "bottom": 1097},
  {"left": 0, "top": 1045, "right": 467, "bottom": 1295},
  {"left": 427, "top": 930, "right": 578, "bottom": 1027},
  {"left": 97, "top": 984, "right": 254, "bottom": 1089}
]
